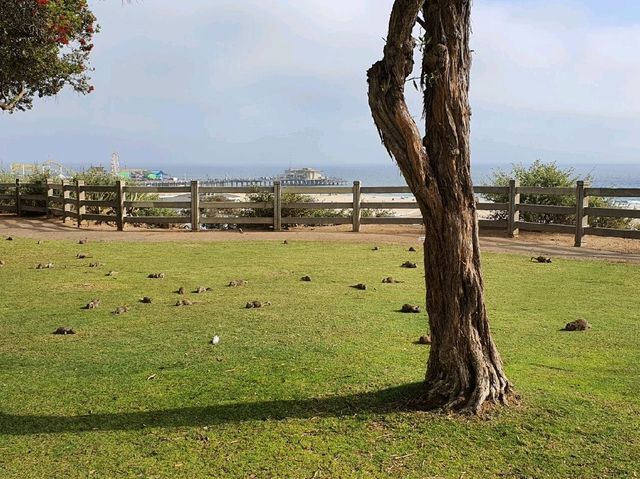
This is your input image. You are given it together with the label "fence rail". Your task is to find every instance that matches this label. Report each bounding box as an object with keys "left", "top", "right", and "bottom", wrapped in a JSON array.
[{"left": 1, "top": 179, "right": 639, "bottom": 246}]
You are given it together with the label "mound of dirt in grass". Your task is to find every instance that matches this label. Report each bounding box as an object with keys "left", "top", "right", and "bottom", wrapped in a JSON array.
[
  {"left": 245, "top": 300, "right": 271, "bottom": 309},
  {"left": 563, "top": 319, "right": 591, "bottom": 331},
  {"left": 83, "top": 299, "right": 101, "bottom": 309},
  {"left": 401, "top": 304, "right": 421, "bottom": 313},
  {"left": 53, "top": 327, "right": 75, "bottom": 335},
  {"left": 531, "top": 256, "right": 552, "bottom": 263}
]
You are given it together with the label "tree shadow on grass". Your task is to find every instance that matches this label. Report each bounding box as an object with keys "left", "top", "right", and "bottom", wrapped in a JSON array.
[{"left": 0, "top": 382, "right": 427, "bottom": 436}]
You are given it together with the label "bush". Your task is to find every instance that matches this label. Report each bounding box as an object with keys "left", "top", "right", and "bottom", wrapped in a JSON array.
[
  {"left": 484, "top": 160, "right": 632, "bottom": 229},
  {"left": 242, "top": 191, "right": 350, "bottom": 222},
  {"left": 2, "top": 169, "right": 179, "bottom": 223}
]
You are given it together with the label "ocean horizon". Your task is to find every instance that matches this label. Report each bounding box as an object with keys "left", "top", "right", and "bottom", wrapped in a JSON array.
[{"left": 120, "top": 162, "right": 640, "bottom": 189}]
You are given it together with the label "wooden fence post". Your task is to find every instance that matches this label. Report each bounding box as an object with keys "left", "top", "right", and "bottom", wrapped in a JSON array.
[
  {"left": 62, "top": 180, "right": 70, "bottom": 223},
  {"left": 507, "top": 179, "right": 520, "bottom": 237},
  {"left": 15, "top": 179, "right": 21, "bottom": 216},
  {"left": 273, "top": 180, "right": 282, "bottom": 231},
  {"left": 574, "top": 180, "right": 589, "bottom": 247},
  {"left": 75, "top": 180, "right": 85, "bottom": 228},
  {"left": 352, "top": 180, "right": 362, "bottom": 232},
  {"left": 46, "top": 183, "right": 54, "bottom": 218},
  {"left": 115, "top": 180, "right": 125, "bottom": 231},
  {"left": 191, "top": 180, "right": 200, "bottom": 231}
]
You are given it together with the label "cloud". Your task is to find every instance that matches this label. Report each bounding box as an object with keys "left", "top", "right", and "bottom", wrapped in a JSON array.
[
  {"left": 472, "top": 0, "right": 640, "bottom": 117},
  {"left": 0, "top": 0, "right": 639, "bottom": 171}
]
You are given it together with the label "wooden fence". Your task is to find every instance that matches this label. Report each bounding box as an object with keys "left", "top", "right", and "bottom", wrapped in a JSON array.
[{"left": 1, "top": 179, "right": 639, "bottom": 246}]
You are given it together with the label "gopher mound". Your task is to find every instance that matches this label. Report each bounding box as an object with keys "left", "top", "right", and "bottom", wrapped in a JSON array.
[
  {"left": 531, "top": 256, "right": 552, "bottom": 263},
  {"left": 83, "top": 299, "right": 101, "bottom": 310},
  {"left": 563, "top": 319, "right": 591, "bottom": 331},
  {"left": 112, "top": 306, "right": 130, "bottom": 315},
  {"left": 53, "top": 327, "right": 75, "bottom": 335},
  {"left": 401, "top": 304, "right": 421, "bottom": 313},
  {"left": 245, "top": 300, "right": 271, "bottom": 309}
]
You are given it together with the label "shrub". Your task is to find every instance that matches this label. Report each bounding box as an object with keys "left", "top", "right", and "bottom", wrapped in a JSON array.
[
  {"left": 242, "top": 191, "right": 350, "bottom": 223},
  {"left": 484, "top": 160, "right": 632, "bottom": 229}
]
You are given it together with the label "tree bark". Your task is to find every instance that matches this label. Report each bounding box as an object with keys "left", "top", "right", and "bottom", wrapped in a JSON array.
[{"left": 367, "top": 0, "right": 512, "bottom": 413}]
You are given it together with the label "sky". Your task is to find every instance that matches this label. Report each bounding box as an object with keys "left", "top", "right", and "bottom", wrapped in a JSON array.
[{"left": 1, "top": 0, "right": 639, "bottom": 175}]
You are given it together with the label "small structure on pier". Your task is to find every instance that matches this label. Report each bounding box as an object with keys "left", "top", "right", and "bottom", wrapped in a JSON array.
[{"left": 281, "top": 168, "right": 323, "bottom": 181}]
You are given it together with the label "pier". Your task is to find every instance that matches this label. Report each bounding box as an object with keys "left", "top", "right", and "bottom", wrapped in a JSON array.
[{"left": 145, "top": 176, "right": 348, "bottom": 188}]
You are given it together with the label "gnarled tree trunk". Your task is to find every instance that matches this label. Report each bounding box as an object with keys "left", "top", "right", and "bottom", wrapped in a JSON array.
[{"left": 367, "top": 0, "right": 512, "bottom": 413}]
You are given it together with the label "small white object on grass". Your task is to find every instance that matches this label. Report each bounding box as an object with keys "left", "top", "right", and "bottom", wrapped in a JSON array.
[{"left": 211, "top": 335, "right": 220, "bottom": 345}]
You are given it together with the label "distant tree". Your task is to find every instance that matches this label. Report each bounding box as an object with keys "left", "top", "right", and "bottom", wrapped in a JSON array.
[
  {"left": 0, "top": 0, "right": 97, "bottom": 112},
  {"left": 368, "top": 1, "right": 511, "bottom": 413}
]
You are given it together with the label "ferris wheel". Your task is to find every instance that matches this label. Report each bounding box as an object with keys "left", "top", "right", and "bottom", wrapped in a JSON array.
[{"left": 111, "top": 153, "right": 120, "bottom": 175}]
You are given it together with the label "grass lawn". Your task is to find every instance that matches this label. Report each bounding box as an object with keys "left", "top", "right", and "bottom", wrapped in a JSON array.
[{"left": 0, "top": 237, "right": 639, "bottom": 478}]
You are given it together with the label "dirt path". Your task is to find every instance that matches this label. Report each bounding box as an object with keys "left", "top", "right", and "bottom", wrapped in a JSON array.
[{"left": 2, "top": 216, "right": 640, "bottom": 264}]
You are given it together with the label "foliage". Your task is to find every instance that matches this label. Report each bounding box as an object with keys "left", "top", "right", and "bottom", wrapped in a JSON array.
[
  {"left": 240, "top": 191, "right": 350, "bottom": 227},
  {"left": 70, "top": 171, "right": 180, "bottom": 219},
  {"left": 0, "top": 169, "right": 178, "bottom": 220},
  {"left": 361, "top": 208, "right": 394, "bottom": 218},
  {"left": 484, "top": 160, "right": 632, "bottom": 229},
  {"left": 0, "top": 0, "right": 97, "bottom": 112},
  {"left": 0, "top": 239, "right": 639, "bottom": 478}
]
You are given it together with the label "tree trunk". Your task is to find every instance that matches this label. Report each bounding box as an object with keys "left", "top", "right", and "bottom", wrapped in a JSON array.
[{"left": 367, "top": 0, "right": 512, "bottom": 413}]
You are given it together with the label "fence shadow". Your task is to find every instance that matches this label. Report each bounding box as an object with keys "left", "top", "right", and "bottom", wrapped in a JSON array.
[{"left": 0, "top": 382, "right": 426, "bottom": 436}]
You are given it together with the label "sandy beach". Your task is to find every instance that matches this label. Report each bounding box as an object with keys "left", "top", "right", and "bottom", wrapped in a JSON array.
[{"left": 217, "top": 192, "right": 496, "bottom": 219}]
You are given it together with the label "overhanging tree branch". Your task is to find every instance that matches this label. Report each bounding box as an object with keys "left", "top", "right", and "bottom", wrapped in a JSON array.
[{"left": 0, "top": 82, "right": 27, "bottom": 112}]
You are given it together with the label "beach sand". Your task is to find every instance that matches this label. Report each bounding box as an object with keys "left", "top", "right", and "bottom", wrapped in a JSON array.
[{"left": 219, "top": 192, "right": 496, "bottom": 219}]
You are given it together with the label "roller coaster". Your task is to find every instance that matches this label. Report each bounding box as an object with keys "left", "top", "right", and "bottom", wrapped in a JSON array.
[{"left": 10, "top": 160, "right": 74, "bottom": 178}]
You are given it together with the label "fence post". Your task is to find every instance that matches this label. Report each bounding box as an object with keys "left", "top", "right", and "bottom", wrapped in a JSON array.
[
  {"left": 46, "top": 182, "right": 54, "bottom": 218},
  {"left": 507, "top": 179, "right": 520, "bottom": 237},
  {"left": 15, "top": 178, "right": 21, "bottom": 216},
  {"left": 352, "top": 180, "right": 362, "bottom": 232},
  {"left": 62, "top": 180, "right": 70, "bottom": 223},
  {"left": 574, "top": 180, "right": 589, "bottom": 247},
  {"left": 115, "top": 180, "right": 125, "bottom": 231},
  {"left": 191, "top": 180, "right": 200, "bottom": 232},
  {"left": 75, "top": 180, "right": 85, "bottom": 228},
  {"left": 273, "top": 180, "right": 282, "bottom": 231}
]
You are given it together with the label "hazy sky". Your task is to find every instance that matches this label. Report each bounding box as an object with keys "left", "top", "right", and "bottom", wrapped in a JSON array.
[{"left": 1, "top": 0, "right": 639, "bottom": 172}]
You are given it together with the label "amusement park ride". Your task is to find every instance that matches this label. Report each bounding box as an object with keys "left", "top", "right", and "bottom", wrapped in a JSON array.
[
  {"left": 9, "top": 159, "right": 74, "bottom": 178},
  {"left": 8, "top": 152, "right": 121, "bottom": 179}
]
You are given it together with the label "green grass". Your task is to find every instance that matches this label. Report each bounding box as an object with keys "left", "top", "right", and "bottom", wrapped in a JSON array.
[{"left": 0, "top": 238, "right": 639, "bottom": 478}]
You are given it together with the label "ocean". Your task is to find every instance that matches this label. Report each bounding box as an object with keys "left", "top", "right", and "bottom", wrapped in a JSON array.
[
  {"left": 162, "top": 161, "right": 639, "bottom": 208},
  {"left": 169, "top": 162, "right": 640, "bottom": 188}
]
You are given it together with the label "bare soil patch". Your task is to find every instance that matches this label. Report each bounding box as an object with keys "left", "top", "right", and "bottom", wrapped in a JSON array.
[{"left": 1, "top": 215, "right": 639, "bottom": 263}]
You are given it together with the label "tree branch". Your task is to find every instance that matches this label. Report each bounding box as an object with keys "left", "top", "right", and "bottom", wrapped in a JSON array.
[
  {"left": 0, "top": 82, "right": 27, "bottom": 112},
  {"left": 367, "top": 0, "right": 437, "bottom": 210}
]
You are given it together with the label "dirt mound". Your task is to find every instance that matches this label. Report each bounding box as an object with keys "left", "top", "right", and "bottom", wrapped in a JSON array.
[{"left": 563, "top": 319, "right": 591, "bottom": 331}]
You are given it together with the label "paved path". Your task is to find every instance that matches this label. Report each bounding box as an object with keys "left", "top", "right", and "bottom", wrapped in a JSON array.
[{"left": 2, "top": 217, "right": 639, "bottom": 264}]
